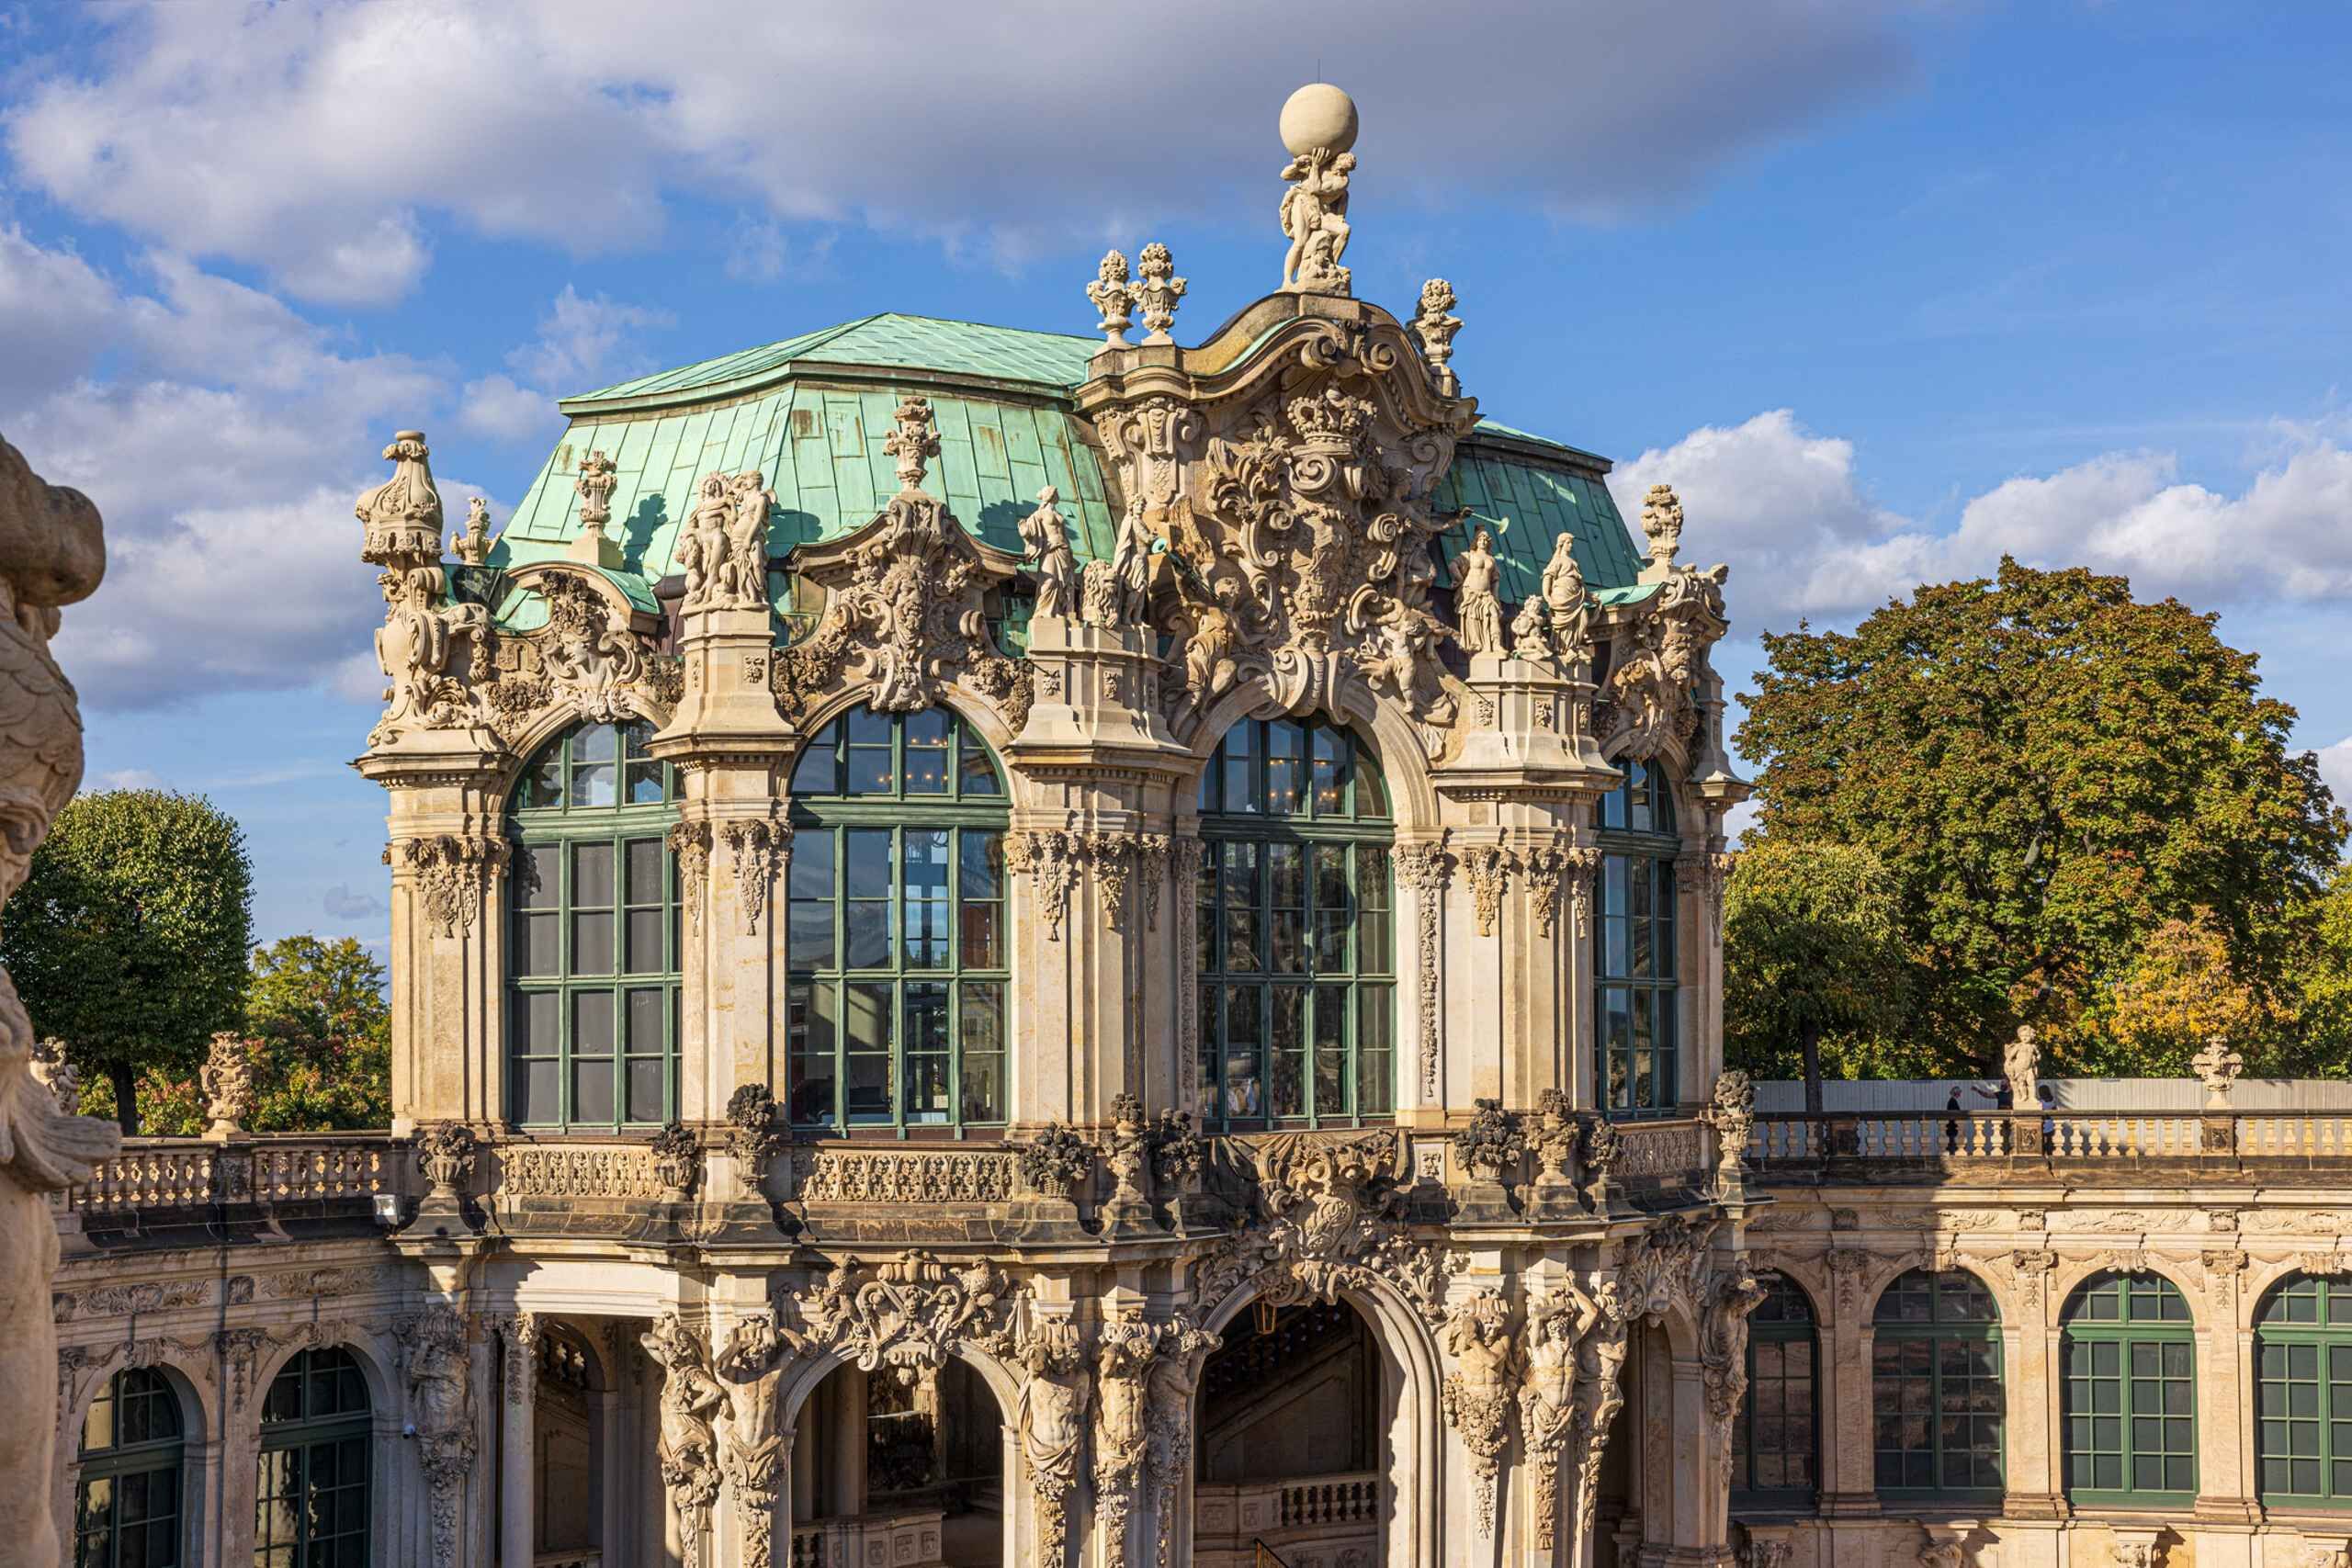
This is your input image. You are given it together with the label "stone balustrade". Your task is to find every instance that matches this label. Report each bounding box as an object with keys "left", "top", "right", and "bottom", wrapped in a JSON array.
[
  {"left": 61, "top": 1134, "right": 404, "bottom": 1220},
  {"left": 1193, "top": 1472, "right": 1382, "bottom": 1567},
  {"left": 1744, "top": 1108, "right": 2352, "bottom": 1177},
  {"left": 785, "top": 1510, "right": 945, "bottom": 1568}
]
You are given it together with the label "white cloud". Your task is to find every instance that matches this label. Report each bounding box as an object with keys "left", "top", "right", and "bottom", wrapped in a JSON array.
[
  {"left": 1, "top": 0, "right": 1911, "bottom": 302},
  {"left": 0, "top": 232, "right": 451, "bottom": 711},
  {"left": 0, "top": 226, "right": 123, "bottom": 402},
  {"left": 2320, "top": 737, "right": 2352, "bottom": 808},
  {"left": 90, "top": 767, "right": 165, "bottom": 792},
  {"left": 459, "top": 287, "right": 672, "bottom": 444},
  {"left": 459, "top": 372, "right": 557, "bottom": 445},
  {"left": 1611, "top": 412, "right": 2352, "bottom": 633}
]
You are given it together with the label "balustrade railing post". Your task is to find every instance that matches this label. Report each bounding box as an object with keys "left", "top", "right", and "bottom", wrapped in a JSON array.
[{"left": 2202, "top": 1108, "right": 2240, "bottom": 1164}]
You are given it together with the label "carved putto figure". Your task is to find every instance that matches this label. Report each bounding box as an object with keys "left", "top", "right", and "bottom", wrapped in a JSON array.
[
  {"left": 1019, "top": 486, "right": 1079, "bottom": 620},
  {"left": 199, "top": 1030, "right": 255, "bottom": 1137},
  {"left": 1088, "top": 250, "right": 1136, "bottom": 346},
  {"left": 1453, "top": 527, "right": 1506, "bottom": 656},
  {"left": 2004, "top": 1023, "right": 2041, "bottom": 1107}
]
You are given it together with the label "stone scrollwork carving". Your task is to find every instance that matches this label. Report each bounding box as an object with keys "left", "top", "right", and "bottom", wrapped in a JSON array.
[
  {"left": 1005, "top": 829, "right": 1084, "bottom": 942},
  {"left": 1145, "top": 1314, "right": 1220, "bottom": 1568},
  {"left": 401, "top": 1306, "right": 475, "bottom": 1568},
  {"left": 1133, "top": 833, "right": 1171, "bottom": 932},
  {"left": 1462, "top": 844, "right": 1510, "bottom": 937},
  {"left": 356, "top": 432, "right": 490, "bottom": 750},
  {"left": 786, "top": 1249, "right": 1020, "bottom": 1382},
  {"left": 1441, "top": 1288, "right": 1520, "bottom": 1537},
  {"left": 720, "top": 817, "right": 786, "bottom": 935},
  {"left": 1084, "top": 830, "right": 1136, "bottom": 931},
  {"left": 668, "top": 821, "right": 712, "bottom": 934},
  {"left": 641, "top": 1314, "right": 726, "bottom": 1568},
  {"left": 401, "top": 831, "right": 510, "bottom": 939},
  {"left": 769, "top": 394, "right": 1031, "bottom": 728},
  {"left": 1391, "top": 838, "right": 1450, "bottom": 1100}
]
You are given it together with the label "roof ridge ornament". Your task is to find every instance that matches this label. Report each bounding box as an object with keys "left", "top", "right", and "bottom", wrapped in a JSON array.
[
  {"left": 1087, "top": 251, "right": 1136, "bottom": 348},
  {"left": 1277, "top": 83, "right": 1358, "bottom": 296},
  {"left": 1135, "top": 243, "right": 1186, "bottom": 344},
  {"left": 1638, "top": 484, "right": 1685, "bottom": 582},
  {"left": 571, "top": 448, "right": 620, "bottom": 568},
  {"left": 1412, "top": 279, "right": 1463, "bottom": 396},
  {"left": 884, "top": 393, "right": 943, "bottom": 492}
]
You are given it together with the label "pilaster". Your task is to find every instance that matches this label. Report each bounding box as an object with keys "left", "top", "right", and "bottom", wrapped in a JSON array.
[
  {"left": 649, "top": 604, "right": 796, "bottom": 1130},
  {"left": 498, "top": 1314, "right": 540, "bottom": 1568}
]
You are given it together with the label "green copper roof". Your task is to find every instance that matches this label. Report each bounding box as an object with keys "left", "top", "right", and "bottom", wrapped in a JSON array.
[{"left": 497, "top": 311, "right": 1648, "bottom": 615}]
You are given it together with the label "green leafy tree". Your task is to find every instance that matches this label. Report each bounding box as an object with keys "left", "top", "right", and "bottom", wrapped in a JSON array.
[
  {"left": 245, "top": 936, "right": 391, "bottom": 1132},
  {"left": 1737, "top": 558, "right": 2346, "bottom": 1077},
  {"left": 2086, "top": 909, "right": 2288, "bottom": 1077},
  {"left": 1722, "top": 839, "right": 1914, "bottom": 1111},
  {"left": 5, "top": 790, "right": 252, "bottom": 1134},
  {"left": 2290, "top": 864, "right": 2352, "bottom": 1073}
]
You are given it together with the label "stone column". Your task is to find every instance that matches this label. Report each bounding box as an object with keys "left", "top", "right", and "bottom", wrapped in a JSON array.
[
  {"left": 650, "top": 604, "right": 795, "bottom": 1136},
  {"left": 499, "top": 1314, "right": 541, "bottom": 1568}
]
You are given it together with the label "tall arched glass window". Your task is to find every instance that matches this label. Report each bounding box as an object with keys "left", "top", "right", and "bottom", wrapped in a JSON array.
[
  {"left": 1595, "top": 757, "right": 1679, "bottom": 1116},
  {"left": 1194, "top": 715, "right": 1394, "bottom": 1130},
  {"left": 2063, "top": 1271, "right": 2195, "bottom": 1506},
  {"left": 506, "top": 719, "right": 682, "bottom": 1130},
  {"left": 1873, "top": 1269, "right": 2004, "bottom": 1503},
  {"left": 1733, "top": 1271, "right": 1818, "bottom": 1511},
  {"left": 2256, "top": 1273, "right": 2352, "bottom": 1505},
  {"left": 75, "top": 1368, "right": 184, "bottom": 1568},
  {"left": 256, "top": 1348, "right": 371, "bottom": 1568},
  {"left": 786, "top": 705, "right": 1009, "bottom": 1131}
]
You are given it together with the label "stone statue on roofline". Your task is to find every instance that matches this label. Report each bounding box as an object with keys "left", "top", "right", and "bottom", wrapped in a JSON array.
[
  {"left": 1276, "top": 84, "right": 1358, "bottom": 295},
  {"left": 2003, "top": 1024, "right": 2041, "bottom": 1109},
  {"left": 1453, "top": 526, "right": 1506, "bottom": 656},
  {"left": 1019, "top": 485, "right": 1079, "bottom": 620},
  {"left": 0, "top": 432, "right": 120, "bottom": 1567}
]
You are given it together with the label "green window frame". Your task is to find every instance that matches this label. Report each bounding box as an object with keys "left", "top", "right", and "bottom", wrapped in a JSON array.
[
  {"left": 1733, "top": 1271, "right": 1819, "bottom": 1512},
  {"left": 2256, "top": 1273, "right": 2352, "bottom": 1506},
  {"left": 1595, "top": 757, "right": 1679, "bottom": 1117},
  {"left": 1872, "top": 1269, "right": 2005, "bottom": 1503},
  {"left": 75, "top": 1368, "right": 184, "bottom": 1568},
  {"left": 256, "top": 1348, "right": 372, "bottom": 1568},
  {"left": 2063, "top": 1271, "right": 2196, "bottom": 1506},
  {"left": 506, "top": 719, "right": 683, "bottom": 1131},
  {"left": 1194, "top": 716, "right": 1395, "bottom": 1132},
  {"left": 786, "top": 705, "right": 1009, "bottom": 1133}
]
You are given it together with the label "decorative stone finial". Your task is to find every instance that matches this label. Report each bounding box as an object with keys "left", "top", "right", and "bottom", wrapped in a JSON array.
[
  {"left": 1135, "top": 242, "right": 1187, "bottom": 344},
  {"left": 883, "top": 393, "right": 942, "bottom": 492},
  {"left": 1412, "top": 279, "right": 1463, "bottom": 395},
  {"left": 1637, "top": 483, "right": 1684, "bottom": 582},
  {"left": 1087, "top": 250, "right": 1136, "bottom": 347},
  {"left": 2192, "top": 1035, "right": 2245, "bottom": 1107},
  {"left": 1277, "top": 84, "right": 1358, "bottom": 296},
  {"left": 454, "top": 495, "right": 492, "bottom": 567},
  {"left": 199, "top": 1030, "right": 255, "bottom": 1139},
  {"left": 571, "top": 449, "right": 620, "bottom": 568},
  {"left": 356, "top": 430, "right": 443, "bottom": 565}
]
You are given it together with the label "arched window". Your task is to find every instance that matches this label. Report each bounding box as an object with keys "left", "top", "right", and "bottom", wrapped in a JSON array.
[
  {"left": 1872, "top": 1269, "right": 2003, "bottom": 1503},
  {"left": 2063, "top": 1272, "right": 2195, "bottom": 1506},
  {"left": 1733, "top": 1271, "right": 1818, "bottom": 1511},
  {"left": 75, "top": 1368, "right": 185, "bottom": 1568},
  {"left": 1595, "top": 758, "right": 1679, "bottom": 1116},
  {"left": 2256, "top": 1273, "right": 2352, "bottom": 1505},
  {"left": 1194, "top": 715, "right": 1394, "bottom": 1130},
  {"left": 256, "top": 1348, "right": 372, "bottom": 1568},
  {"left": 506, "top": 719, "right": 682, "bottom": 1129},
  {"left": 786, "top": 705, "right": 1009, "bottom": 1130}
]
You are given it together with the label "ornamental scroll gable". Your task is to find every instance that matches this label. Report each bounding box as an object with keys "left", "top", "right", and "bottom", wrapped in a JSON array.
[
  {"left": 1078, "top": 298, "right": 1480, "bottom": 761},
  {"left": 353, "top": 430, "right": 681, "bottom": 755},
  {"left": 1594, "top": 505, "right": 1731, "bottom": 765},
  {"left": 768, "top": 394, "right": 1033, "bottom": 733}
]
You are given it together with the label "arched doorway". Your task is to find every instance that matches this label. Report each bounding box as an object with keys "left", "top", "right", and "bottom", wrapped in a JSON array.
[
  {"left": 532, "top": 1325, "right": 604, "bottom": 1564},
  {"left": 1193, "top": 1295, "right": 1387, "bottom": 1565},
  {"left": 788, "top": 1356, "right": 1006, "bottom": 1567}
]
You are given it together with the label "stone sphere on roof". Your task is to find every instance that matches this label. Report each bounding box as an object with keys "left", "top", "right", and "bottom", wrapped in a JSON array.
[{"left": 1279, "top": 83, "right": 1358, "bottom": 157}]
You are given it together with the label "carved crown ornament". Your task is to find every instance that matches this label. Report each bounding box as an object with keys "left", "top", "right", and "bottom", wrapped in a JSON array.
[{"left": 353, "top": 431, "right": 681, "bottom": 758}]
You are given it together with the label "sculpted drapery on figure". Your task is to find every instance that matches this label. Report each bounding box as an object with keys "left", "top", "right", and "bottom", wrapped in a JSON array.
[
  {"left": 0, "top": 434, "right": 118, "bottom": 1568},
  {"left": 1020, "top": 485, "right": 1080, "bottom": 619},
  {"left": 1453, "top": 527, "right": 1507, "bottom": 656}
]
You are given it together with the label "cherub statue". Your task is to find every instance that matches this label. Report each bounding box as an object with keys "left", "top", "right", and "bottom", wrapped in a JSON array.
[
  {"left": 2003, "top": 1024, "right": 2041, "bottom": 1107},
  {"left": 1453, "top": 528, "right": 1506, "bottom": 655},
  {"left": 1019, "top": 485, "right": 1078, "bottom": 619}
]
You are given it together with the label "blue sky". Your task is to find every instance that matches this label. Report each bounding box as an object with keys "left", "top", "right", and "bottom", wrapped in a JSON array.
[{"left": 1, "top": 1, "right": 2347, "bottom": 955}]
